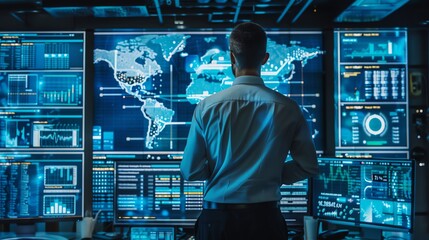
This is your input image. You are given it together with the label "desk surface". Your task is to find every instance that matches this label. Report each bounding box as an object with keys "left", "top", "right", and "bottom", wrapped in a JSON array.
[{"left": 0, "top": 232, "right": 77, "bottom": 240}]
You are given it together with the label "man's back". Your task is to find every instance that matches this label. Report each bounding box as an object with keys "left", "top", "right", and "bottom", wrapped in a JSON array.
[{"left": 189, "top": 76, "right": 308, "bottom": 203}]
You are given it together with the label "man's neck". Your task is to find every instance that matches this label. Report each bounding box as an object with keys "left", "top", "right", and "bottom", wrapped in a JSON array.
[{"left": 234, "top": 68, "right": 261, "bottom": 77}]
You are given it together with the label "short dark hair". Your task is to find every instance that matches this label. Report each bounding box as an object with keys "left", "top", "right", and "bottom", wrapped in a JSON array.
[{"left": 229, "top": 22, "right": 267, "bottom": 69}]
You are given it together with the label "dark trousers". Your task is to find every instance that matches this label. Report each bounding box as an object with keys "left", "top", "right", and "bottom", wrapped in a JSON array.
[{"left": 195, "top": 207, "right": 288, "bottom": 240}]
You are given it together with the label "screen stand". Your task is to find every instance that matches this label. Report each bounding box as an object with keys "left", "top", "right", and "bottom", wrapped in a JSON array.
[
  {"left": 360, "top": 227, "right": 382, "bottom": 240},
  {"left": 15, "top": 223, "right": 37, "bottom": 236}
]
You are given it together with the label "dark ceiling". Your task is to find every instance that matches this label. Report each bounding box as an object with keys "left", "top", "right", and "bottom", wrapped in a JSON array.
[{"left": 0, "top": 0, "right": 428, "bottom": 30}]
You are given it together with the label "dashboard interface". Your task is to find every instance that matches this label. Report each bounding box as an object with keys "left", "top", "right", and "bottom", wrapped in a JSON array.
[
  {"left": 0, "top": 32, "right": 85, "bottom": 221},
  {"left": 313, "top": 158, "right": 413, "bottom": 230},
  {"left": 334, "top": 30, "right": 409, "bottom": 158}
]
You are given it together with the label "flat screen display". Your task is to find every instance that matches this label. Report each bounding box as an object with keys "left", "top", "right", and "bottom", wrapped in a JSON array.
[
  {"left": 93, "top": 31, "right": 325, "bottom": 156},
  {"left": 0, "top": 31, "right": 86, "bottom": 222},
  {"left": 313, "top": 157, "right": 413, "bottom": 231},
  {"left": 334, "top": 30, "right": 409, "bottom": 158}
]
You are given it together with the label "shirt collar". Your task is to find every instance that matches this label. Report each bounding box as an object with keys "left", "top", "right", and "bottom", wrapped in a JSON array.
[{"left": 232, "top": 76, "right": 265, "bottom": 86}]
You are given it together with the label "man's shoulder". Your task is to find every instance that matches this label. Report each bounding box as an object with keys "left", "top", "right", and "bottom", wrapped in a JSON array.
[
  {"left": 260, "top": 86, "right": 300, "bottom": 106},
  {"left": 198, "top": 88, "right": 229, "bottom": 104},
  {"left": 194, "top": 89, "right": 228, "bottom": 112}
]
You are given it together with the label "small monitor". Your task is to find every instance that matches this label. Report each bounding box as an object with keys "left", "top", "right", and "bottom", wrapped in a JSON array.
[
  {"left": 114, "top": 161, "right": 204, "bottom": 226},
  {"left": 312, "top": 157, "right": 414, "bottom": 231}
]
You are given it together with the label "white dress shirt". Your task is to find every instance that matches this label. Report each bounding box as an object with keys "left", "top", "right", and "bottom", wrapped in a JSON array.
[{"left": 180, "top": 75, "right": 318, "bottom": 203}]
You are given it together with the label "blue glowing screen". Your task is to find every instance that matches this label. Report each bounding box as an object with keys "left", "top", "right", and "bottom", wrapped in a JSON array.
[
  {"left": 0, "top": 32, "right": 85, "bottom": 150},
  {"left": 313, "top": 158, "right": 413, "bottom": 231},
  {"left": 93, "top": 31, "right": 325, "bottom": 156},
  {"left": 0, "top": 32, "right": 85, "bottom": 222},
  {"left": 334, "top": 30, "right": 409, "bottom": 158}
]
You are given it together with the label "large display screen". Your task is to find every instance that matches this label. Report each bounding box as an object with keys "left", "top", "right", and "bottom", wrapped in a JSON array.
[
  {"left": 313, "top": 157, "right": 413, "bottom": 231},
  {"left": 0, "top": 153, "right": 83, "bottom": 220},
  {"left": 93, "top": 31, "right": 325, "bottom": 156},
  {"left": 334, "top": 30, "right": 408, "bottom": 158},
  {"left": 0, "top": 32, "right": 85, "bottom": 150},
  {"left": 0, "top": 32, "right": 85, "bottom": 222}
]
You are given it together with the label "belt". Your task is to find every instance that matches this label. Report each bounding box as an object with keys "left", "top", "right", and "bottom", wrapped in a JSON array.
[{"left": 202, "top": 201, "right": 279, "bottom": 210}]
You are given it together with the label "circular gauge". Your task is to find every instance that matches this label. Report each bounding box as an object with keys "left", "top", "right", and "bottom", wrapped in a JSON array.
[{"left": 363, "top": 113, "right": 387, "bottom": 136}]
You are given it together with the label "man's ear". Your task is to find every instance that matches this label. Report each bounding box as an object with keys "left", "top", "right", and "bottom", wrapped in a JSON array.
[
  {"left": 230, "top": 51, "right": 236, "bottom": 64},
  {"left": 261, "top": 52, "right": 269, "bottom": 65}
]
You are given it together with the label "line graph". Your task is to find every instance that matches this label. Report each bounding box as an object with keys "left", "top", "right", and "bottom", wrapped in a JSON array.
[
  {"left": 317, "top": 163, "right": 361, "bottom": 196},
  {"left": 39, "top": 130, "right": 76, "bottom": 147},
  {"left": 4, "top": 120, "right": 31, "bottom": 148},
  {"left": 32, "top": 124, "right": 79, "bottom": 148}
]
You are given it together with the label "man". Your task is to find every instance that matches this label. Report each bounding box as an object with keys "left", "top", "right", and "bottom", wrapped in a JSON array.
[{"left": 180, "top": 22, "right": 319, "bottom": 240}]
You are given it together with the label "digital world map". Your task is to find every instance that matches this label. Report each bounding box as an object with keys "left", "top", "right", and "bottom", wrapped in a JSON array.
[{"left": 93, "top": 32, "right": 324, "bottom": 153}]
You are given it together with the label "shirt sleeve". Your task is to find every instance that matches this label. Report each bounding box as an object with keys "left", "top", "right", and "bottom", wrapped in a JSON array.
[
  {"left": 180, "top": 105, "right": 210, "bottom": 181},
  {"left": 282, "top": 107, "right": 319, "bottom": 184}
]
